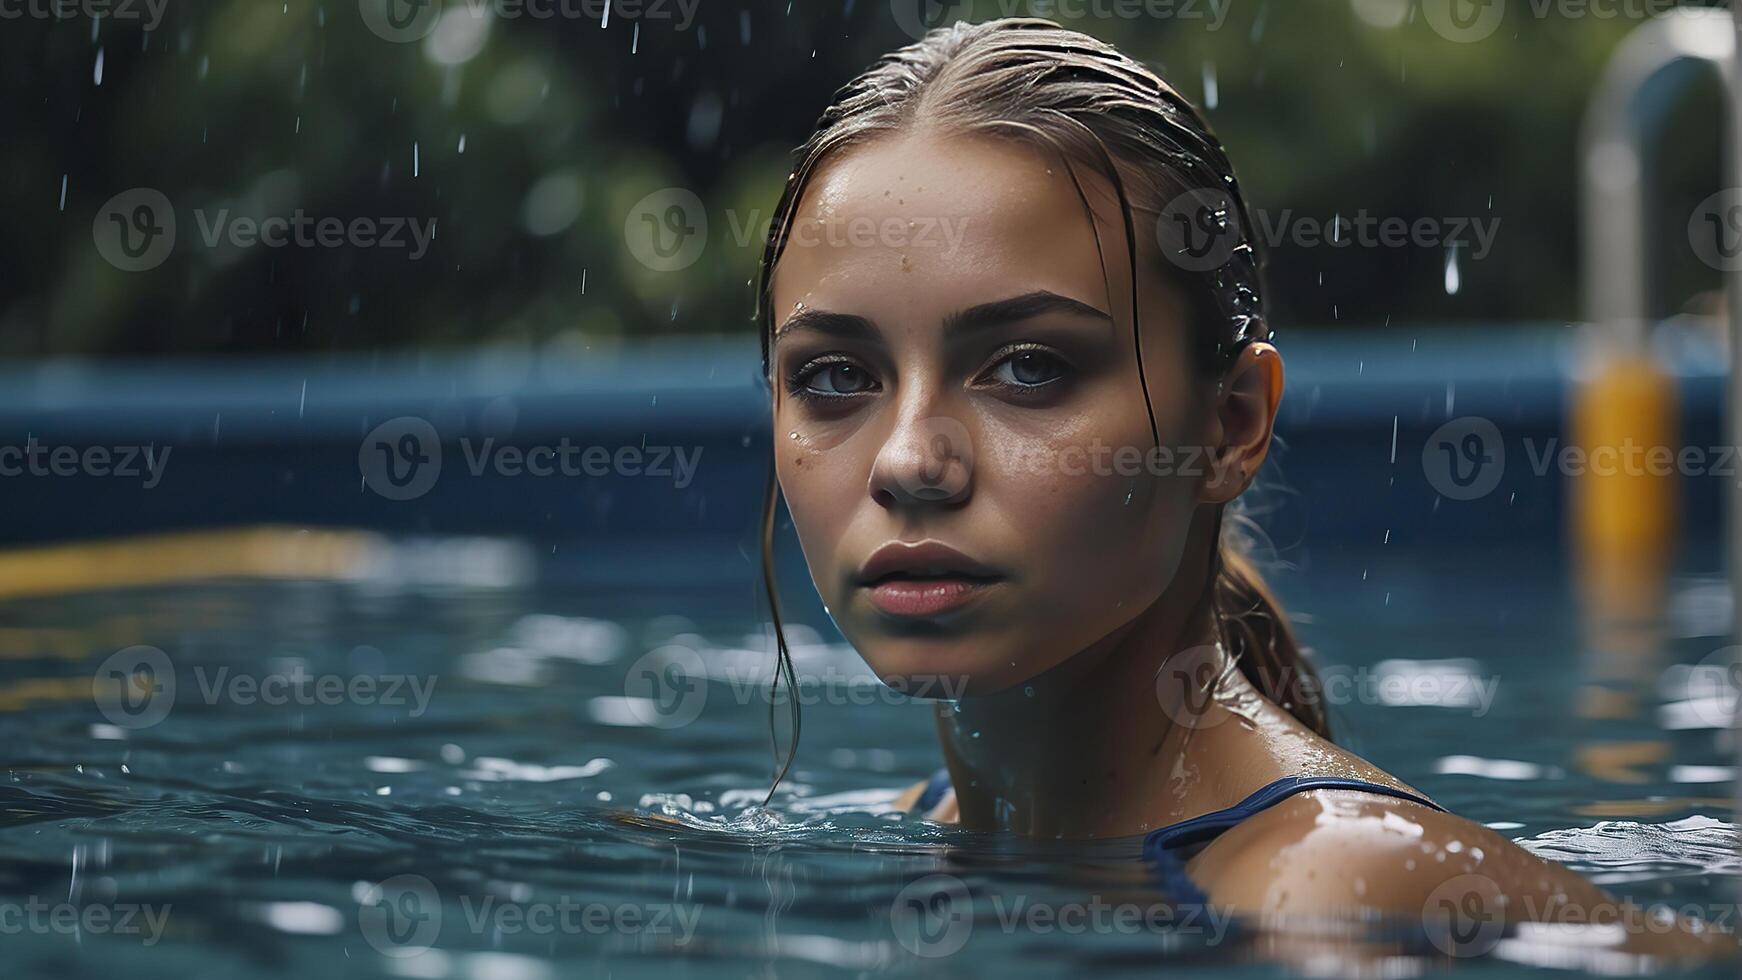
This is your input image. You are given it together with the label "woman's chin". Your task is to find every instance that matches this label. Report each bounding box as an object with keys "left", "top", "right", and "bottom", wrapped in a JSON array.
[{"left": 858, "top": 644, "right": 1051, "bottom": 701}]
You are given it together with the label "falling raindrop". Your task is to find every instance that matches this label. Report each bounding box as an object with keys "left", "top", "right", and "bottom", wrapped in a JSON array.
[
  {"left": 1444, "top": 242, "right": 1462, "bottom": 295},
  {"left": 93, "top": 48, "right": 104, "bottom": 86},
  {"left": 1202, "top": 62, "right": 1218, "bottom": 110}
]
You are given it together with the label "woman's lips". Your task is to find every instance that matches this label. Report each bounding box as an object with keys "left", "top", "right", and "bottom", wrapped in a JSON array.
[
  {"left": 863, "top": 577, "right": 1000, "bottom": 617},
  {"left": 855, "top": 541, "right": 1004, "bottom": 619}
]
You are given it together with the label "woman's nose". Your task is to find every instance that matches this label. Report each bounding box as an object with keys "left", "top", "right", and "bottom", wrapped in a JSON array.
[{"left": 867, "top": 411, "right": 975, "bottom": 509}]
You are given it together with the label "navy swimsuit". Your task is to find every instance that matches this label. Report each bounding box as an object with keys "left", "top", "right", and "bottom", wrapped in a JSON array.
[{"left": 911, "top": 768, "right": 1445, "bottom": 905}]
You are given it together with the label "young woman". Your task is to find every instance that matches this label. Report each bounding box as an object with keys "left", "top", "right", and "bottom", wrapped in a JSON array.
[{"left": 751, "top": 18, "right": 1724, "bottom": 958}]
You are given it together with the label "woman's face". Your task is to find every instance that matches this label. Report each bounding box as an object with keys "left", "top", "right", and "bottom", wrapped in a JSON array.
[{"left": 768, "top": 131, "right": 1246, "bottom": 696}]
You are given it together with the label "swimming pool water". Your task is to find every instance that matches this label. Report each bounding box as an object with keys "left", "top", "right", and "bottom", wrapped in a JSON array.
[{"left": 0, "top": 539, "right": 1735, "bottom": 977}]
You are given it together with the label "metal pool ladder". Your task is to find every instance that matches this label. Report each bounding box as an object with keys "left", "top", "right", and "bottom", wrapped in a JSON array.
[{"left": 1577, "top": 5, "right": 1740, "bottom": 826}]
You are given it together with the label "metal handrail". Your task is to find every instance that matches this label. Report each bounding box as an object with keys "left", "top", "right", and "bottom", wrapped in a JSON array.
[{"left": 1580, "top": 7, "right": 1734, "bottom": 352}]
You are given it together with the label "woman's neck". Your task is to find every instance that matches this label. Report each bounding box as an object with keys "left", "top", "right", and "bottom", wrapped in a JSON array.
[{"left": 933, "top": 569, "right": 1231, "bottom": 839}]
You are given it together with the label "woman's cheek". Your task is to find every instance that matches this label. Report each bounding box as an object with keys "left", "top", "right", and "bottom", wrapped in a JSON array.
[
  {"left": 779, "top": 411, "right": 886, "bottom": 604},
  {"left": 992, "top": 420, "right": 1188, "bottom": 610}
]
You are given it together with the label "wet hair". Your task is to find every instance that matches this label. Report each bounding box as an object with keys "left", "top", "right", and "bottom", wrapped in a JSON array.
[{"left": 752, "top": 18, "right": 1329, "bottom": 795}]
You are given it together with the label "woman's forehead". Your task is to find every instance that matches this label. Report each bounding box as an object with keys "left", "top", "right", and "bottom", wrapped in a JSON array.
[{"left": 771, "top": 132, "right": 1135, "bottom": 328}]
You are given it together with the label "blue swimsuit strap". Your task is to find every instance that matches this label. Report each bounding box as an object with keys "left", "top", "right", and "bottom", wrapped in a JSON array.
[
  {"left": 911, "top": 768, "right": 1444, "bottom": 905},
  {"left": 1143, "top": 775, "right": 1445, "bottom": 906}
]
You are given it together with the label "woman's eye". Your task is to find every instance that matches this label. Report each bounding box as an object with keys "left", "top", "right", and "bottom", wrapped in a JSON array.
[
  {"left": 798, "top": 360, "right": 877, "bottom": 396},
  {"left": 989, "top": 350, "right": 1068, "bottom": 388}
]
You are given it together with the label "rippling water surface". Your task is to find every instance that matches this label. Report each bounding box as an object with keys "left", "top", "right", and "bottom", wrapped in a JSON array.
[{"left": 1, "top": 539, "right": 1735, "bottom": 977}]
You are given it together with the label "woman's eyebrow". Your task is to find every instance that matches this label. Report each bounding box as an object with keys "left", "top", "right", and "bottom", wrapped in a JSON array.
[
  {"left": 771, "top": 290, "right": 1111, "bottom": 345},
  {"left": 944, "top": 290, "right": 1112, "bottom": 335},
  {"left": 772, "top": 309, "right": 877, "bottom": 344}
]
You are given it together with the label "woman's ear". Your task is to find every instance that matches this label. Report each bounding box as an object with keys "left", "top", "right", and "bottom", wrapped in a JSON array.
[{"left": 1199, "top": 342, "right": 1283, "bottom": 504}]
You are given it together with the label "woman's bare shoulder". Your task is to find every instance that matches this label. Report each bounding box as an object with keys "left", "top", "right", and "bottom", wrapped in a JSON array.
[{"left": 1185, "top": 787, "right": 1729, "bottom": 961}]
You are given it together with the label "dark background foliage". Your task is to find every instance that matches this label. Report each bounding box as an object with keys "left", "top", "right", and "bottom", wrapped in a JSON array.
[{"left": 0, "top": 0, "right": 1728, "bottom": 358}]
